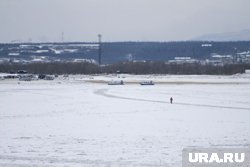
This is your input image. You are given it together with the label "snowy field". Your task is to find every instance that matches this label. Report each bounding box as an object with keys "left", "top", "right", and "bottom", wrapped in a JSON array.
[{"left": 0, "top": 74, "right": 250, "bottom": 167}]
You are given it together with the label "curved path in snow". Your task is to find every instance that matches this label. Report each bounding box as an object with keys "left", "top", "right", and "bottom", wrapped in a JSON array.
[{"left": 94, "top": 88, "right": 250, "bottom": 111}]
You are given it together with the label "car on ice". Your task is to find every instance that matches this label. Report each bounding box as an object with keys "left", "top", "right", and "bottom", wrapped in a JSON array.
[
  {"left": 19, "top": 74, "right": 39, "bottom": 81},
  {"left": 108, "top": 80, "right": 124, "bottom": 85},
  {"left": 44, "top": 75, "right": 55, "bottom": 80},
  {"left": 19, "top": 75, "right": 32, "bottom": 81},
  {"left": 140, "top": 80, "right": 154, "bottom": 85}
]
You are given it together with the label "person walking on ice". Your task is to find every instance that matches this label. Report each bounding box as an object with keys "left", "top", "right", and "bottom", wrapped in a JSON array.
[{"left": 170, "top": 97, "right": 173, "bottom": 104}]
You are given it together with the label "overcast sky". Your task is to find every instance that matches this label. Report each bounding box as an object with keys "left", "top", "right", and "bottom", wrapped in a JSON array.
[{"left": 0, "top": 0, "right": 250, "bottom": 42}]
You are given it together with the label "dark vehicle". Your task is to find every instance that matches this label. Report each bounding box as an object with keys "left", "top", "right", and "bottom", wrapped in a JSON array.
[{"left": 38, "top": 74, "right": 46, "bottom": 79}]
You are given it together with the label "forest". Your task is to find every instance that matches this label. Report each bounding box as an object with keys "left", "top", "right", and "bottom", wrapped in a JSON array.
[{"left": 1, "top": 61, "right": 249, "bottom": 75}]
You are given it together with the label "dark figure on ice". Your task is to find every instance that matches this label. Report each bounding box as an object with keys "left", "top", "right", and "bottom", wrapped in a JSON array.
[{"left": 170, "top": 97, "right": 173, "bottom": 104}]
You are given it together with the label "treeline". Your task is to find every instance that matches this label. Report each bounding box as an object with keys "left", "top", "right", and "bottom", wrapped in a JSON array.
[
  {"left": 0, "top": 62, "right": 249, "bottom": 75},
  {"left": 104, "top": 62, "right": 249, "bottom": 75},
  {"left": 0, "top": 62, "right": 99, "bottom": 74}
]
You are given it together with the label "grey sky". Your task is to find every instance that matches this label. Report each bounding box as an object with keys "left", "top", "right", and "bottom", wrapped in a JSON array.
[{"left": 0, "top": 0, "right": 250, "bottom": 42}]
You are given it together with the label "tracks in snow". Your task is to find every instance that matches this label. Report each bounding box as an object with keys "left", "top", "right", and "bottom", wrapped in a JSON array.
[{"left": 94, "top": 89, "right": 250, "bottom": 111}]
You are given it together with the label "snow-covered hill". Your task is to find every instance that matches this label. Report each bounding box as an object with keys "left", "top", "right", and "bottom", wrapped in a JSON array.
[{"left": 193, "top": 29, "right": 250, "bottom": 41}]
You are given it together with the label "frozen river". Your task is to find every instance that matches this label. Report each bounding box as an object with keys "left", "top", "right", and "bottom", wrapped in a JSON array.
[{"left": 0, "top": 75, "right": 250, "bottom": 166}]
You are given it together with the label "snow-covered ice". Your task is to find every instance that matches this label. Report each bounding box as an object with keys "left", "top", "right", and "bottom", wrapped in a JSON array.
[{"left": 0, "top": 74, "right": 250, "bottom": 166}]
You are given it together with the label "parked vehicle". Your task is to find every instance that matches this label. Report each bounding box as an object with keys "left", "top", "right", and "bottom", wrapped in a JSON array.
[
  {"left": 19, "top": 76, "right": 32, "bottom": 81},
  {"left": 140, "top": 80, "right": 154, "bottom": 85},
  {"left": 17, "top": 70, "right": 28, "bottom": 74},
  {"left": 3, "top": 74, "right": 19, "bottom": 79},
  {"left": 108, "top": 80, "right": 124, "bottom": 85},
  {"left": 44, "top": 75, "right": 55, "bottom": 80},
  {"left": 38, "top": 74, "right": 46, "bottom": 79},
  {"left": 19, "top": 74, "right": 38, "bottom": 81}
]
